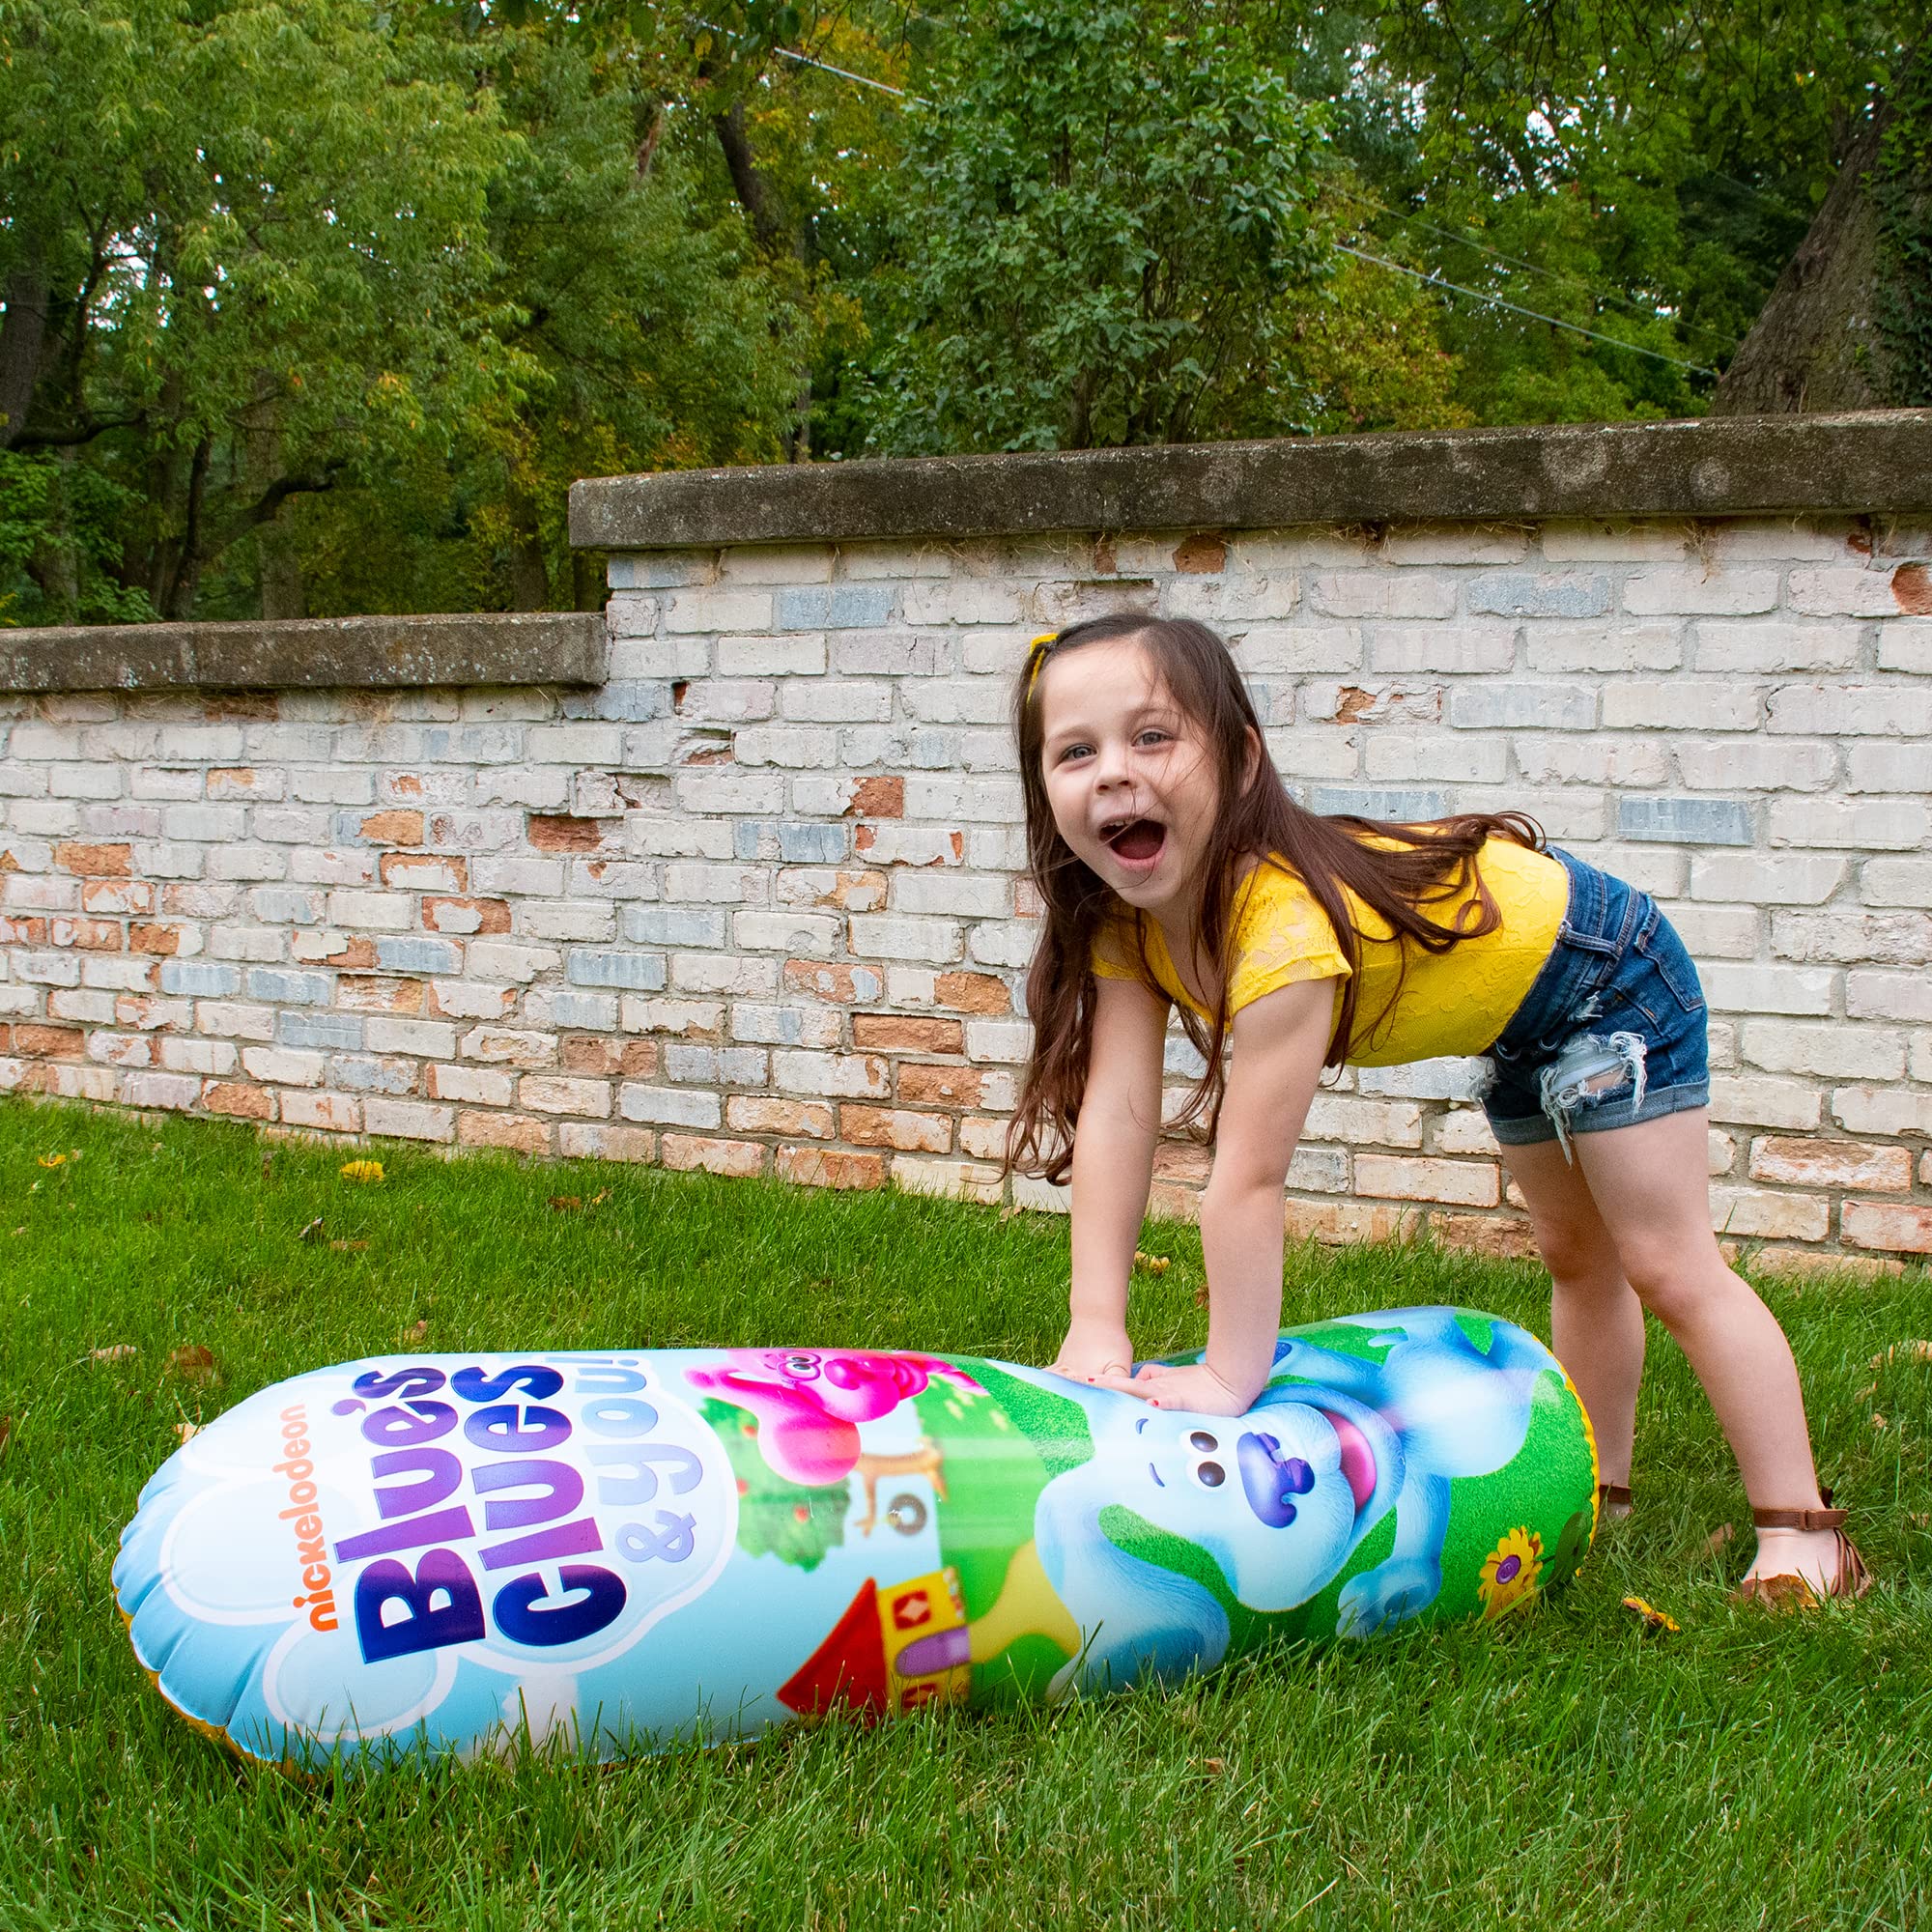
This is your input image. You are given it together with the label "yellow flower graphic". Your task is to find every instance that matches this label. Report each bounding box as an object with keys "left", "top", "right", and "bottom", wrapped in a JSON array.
[{"left": 1477, "top": 1526, "right": 1544, "bottom": 1621}]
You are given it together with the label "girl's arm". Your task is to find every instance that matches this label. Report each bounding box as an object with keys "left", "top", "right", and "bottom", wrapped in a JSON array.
[
  {"left": 1051, "top": 970, "right": 1171, "bottom": 1383},
  {"left": 1092, "top": 976, "right": 1336, "bottom": 1415}
]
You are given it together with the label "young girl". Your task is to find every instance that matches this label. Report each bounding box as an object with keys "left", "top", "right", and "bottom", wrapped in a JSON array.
[{"left": 1006, "top": 613, "right": 1868, "bottom": 1604}]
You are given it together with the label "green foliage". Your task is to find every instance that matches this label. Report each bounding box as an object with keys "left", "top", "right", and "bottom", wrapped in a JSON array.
[
  {"left": 0, "top": 451, "right": 156, "bottom": 625},
  {"left": 863, "top": 0, "right": 1354, "bottom": 451}
]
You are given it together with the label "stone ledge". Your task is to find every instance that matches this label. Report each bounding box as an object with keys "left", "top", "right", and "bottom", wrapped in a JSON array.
[
  {"left": 570, "top": 410, "right": 1932, "bottom": 550},
  {"left": 0, "top": 611, "right": 608, "bottom": 694}
]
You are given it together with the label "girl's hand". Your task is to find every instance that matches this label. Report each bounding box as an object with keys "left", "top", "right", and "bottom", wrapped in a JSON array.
[
  {"left": 1050, "top": 1316, "right": 1135, "bottom": 1385},
  {"left": 1088, "top": 1360, "right": 1259, "bottom": 1416}
]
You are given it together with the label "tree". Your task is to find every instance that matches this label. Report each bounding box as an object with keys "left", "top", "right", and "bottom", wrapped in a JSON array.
[{"left": 862, "top": 0, "right": 1385, "bottom": 453}]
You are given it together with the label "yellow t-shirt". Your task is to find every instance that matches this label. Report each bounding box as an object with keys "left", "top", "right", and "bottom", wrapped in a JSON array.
[{"left": 1091, "top": 837, "right": 1569, "bottom": 1065}]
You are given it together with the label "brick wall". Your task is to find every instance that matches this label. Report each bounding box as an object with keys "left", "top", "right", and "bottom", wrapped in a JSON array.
[{"left": 4, "top": 511, "right": 1931, "bottom": 1269}]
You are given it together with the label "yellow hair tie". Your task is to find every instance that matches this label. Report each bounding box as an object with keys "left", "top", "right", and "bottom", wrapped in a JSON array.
[{"left": 1024, "top": 631, "right": 1058, "bottom": 694}]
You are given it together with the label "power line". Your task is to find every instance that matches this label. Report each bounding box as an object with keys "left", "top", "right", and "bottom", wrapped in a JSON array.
[
  {"left": 1327, "top": 183, "right": 1741, "bottom": 353},
  {"left": 1333, "top": 242, "right": 1721, "bottom": 377}
]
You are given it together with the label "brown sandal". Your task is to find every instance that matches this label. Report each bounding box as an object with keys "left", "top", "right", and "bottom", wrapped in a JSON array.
[
  {"left": 1597, "top": 1482, "right": 1634, "bottom": 1520},
  {"left": 1735, "top": 1492, "right": 1872, "bottom": 1607}
]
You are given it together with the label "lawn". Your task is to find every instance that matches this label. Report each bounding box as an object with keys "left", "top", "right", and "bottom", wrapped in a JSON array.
[{"left": 2, "top": 1094, "right": 1929, "bottom": 1931}]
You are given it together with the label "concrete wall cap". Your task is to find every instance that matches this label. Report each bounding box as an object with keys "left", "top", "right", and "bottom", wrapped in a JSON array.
[
  {"left": 1, "top": 611, "right": 608, "bottom": 694},
  {"left": 570, "top": 411, "right": 1932, "bottom": 551}
]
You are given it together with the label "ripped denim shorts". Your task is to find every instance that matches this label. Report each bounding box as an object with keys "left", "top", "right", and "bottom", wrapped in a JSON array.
[{"left": 1481, "top": 848, "right": 1710, "bottom": 1157}]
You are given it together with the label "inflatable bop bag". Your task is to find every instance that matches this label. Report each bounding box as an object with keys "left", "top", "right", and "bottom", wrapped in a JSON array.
[{"left": 115, "top": 1306, "right": 1597, "bottom": 1765}]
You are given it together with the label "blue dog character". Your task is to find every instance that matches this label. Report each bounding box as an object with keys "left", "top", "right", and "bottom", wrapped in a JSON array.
[{"left": 1004, "top": 1307, "right": 1553, "bottom": 1692}]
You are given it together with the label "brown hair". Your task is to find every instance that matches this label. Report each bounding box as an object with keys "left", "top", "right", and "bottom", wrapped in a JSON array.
[{"left": 1005, "top": 614, "right": 1542, "bottom": 1183}]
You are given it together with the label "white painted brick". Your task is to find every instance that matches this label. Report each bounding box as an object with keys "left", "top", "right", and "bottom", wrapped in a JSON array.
[
  {"left": 1690, "top": 853, "right": 1846, "bottom": 904},
  {"left": 769, "top": 1050, "right": 889, "bottom": 1098},
  {"left": 1690, "top": 620, "right": 1862, "bottom": 673},
  {"left": 1699, "top": 962, "right": 1836, "bottom": 1016},
  {"left": 1769, "top": 796, "right": 1928, "bottom": 849},
  {"left": 731, "top": 724, "right": 842, "bottom": 769},
  {"left": 242, "top": 1046, "right": 327, "bottom": 1087},
  {"left": 668, "top": 952, "right": 779, "bottom": 996},
  {"left": 120, "top": 1070, "right": 203, "bottom": 1111},
  {"left": 733, "top": 910, "right": 842, "bottom": 953},
  {"left": 1356, "top": 1059, "right": 1488, "bottom": 1101},
  {"left": 1363, "top": 736, "right": 1508, "bottom": 784},
  {"left": 1605, "top": 683, "right": 1762, "bottom": 731},
  {"left": 621, "top": 996, "right": 725, "bottom": 1037},
  {"left": 48, "top": 987, "right": 117, "bottom": 1025},
  {"left": 363, "top": 1097, "right": 454, "bottom": 1142},
  {"left": 1707, "top": 1074, "right": 1823, "bottom": 1130},
  {"left": 1773, "top": 908, "right": 1932, "bottom": 964},
  {"left": 157, "top": 1036, "right": 239, "bottom": 1076},
  {"left": 1844, "top": 742, "right": 1932, "bottom": 793},
  {"left": 718, "top": 544, "right": 835, "bottom": 584},
  {"left": 664, "top": 862, "right": 769, "bottom": 904},
  {"left": 1514, "top": 736, "right": 1669, "bottom": 786},
  {"left": 1785, "top": 565, "right": 1902, "bottom": 616},
  {"left": 1446, "top": 683, "right": 1597, "bottom": 730},
  {"left": 665, "top": 588, "right": 773, "bottom": 634},
  {"left": 1365, "top": 626, "right": 1515, "bottom": 674},
  {"left": 964, "top": 1019, "right": 1033, "bottom": 1064},
  {"left": 1622, "top": 566, "right": 1777, "bottom": 615},
  {"left": 1741, "top": 1019, "right": 1903, "bottom": 1080},
  {"left": 731, "top": 1003, "right": 842, "bottom": 1049},
  {"left": 1875, "top": 628, "right": 1932, "bottom": 674},
  {"left": 1708, "top": 1186, "right": 1830, "bottom": 1242},
  {"left": 1846, "top": 970, "right": 1932, "bottom": 1023},
  {"left": 326, "top": 890, "right": 414, "bottom": 930},
  {"left": 845, "top": 914, "right": 964, "bottom": 963},
  {"left": 365, "top": 1017, "right": 458, "bottom": 1057},
  {"left": 467, "top": 941, "right": 560, "bottom": 983},
  {"left": 887, "top": 871, "right": 1010, "bottom": 918},
  {"left": 1862, "top": 859, "right": 1932, "bottom": 907},
  {"left": 1675, "top": 739, "right": 1836, "bottom": 791},
  {"left": 1236, "top": 627, "right": 1362, "bottom": 675},
  {"left": 1538, "top": 521, "right": 1688, "bottom": 562},
  {"left": 1661, "top": 903, "right": 1759, "bottom": 957},
  {"left": 1769, "top": 682, "right": 1932, "bottom": 737},
  {"left": 1308, "top": 572, "right": 1454, "bottom": 619},
  {"left": 718, "top": 635, "right": 828, "bottom": 676},
  {"left": 903, "top": 581, "right": 1024, "bottom": 627},
  {"left": 1831, "top": 1086, "right": 1932, "bottom": 1136}
]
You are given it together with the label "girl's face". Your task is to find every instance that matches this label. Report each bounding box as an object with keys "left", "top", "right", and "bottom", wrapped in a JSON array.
[{"left": 1036, "top": 636, "right": 1227, "bottom": 925}]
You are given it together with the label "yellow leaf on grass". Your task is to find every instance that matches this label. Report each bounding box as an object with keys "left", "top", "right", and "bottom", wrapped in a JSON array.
[
  {"left": 1622, "top": 1595, "right": 1681, "bottom": 1634},
  {"left": 1869, "top": 1341, "right": 1932, "bottom": 1368},
  {"left": 330, "top": 1238, "right": 370, "bottom": 1253},
  {"left": 549, "top": 1195, "right": 582, "bottom": 1212},
  {"left": 1132, "top": 1250, "right": 1172, "bottom": 1275},
  {"left": 176, "top": 1421, "right": 200, "bottom": 1445},
  {"left": 37, "top": 1153, "right": 66, "bottom": 1169},
  {"left": 339, "top": 1159, "right": 384, "bottom": 1183}
]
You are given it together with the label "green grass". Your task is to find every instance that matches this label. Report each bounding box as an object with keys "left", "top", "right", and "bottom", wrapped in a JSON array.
[{"left": 2, "top": 1094, "right": 1929, "bottom": 1931}]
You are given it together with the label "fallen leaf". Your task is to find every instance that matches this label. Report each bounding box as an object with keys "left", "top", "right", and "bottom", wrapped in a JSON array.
[
  {"left": 0, "top": 1415, "right": 11, "bottom": 1460},
  {"left": 1193, "top": 1282, "right": 1209, "bottom": 1308},
  {"left": 1204, "top": 1757, "right": 1227, "bottom": 1776},
  {"left": 175, "top": 1421, "right": 200, "bottom": 1445},
  {"left": 37, "top": 1153, "right": 67, "bottom": 1169},
  {"left": 298, "top": 1216, "right": 326, "bottom": 1243},
  {"left": 91, "top": 1345, "right": 138, "bottom": 1363},
  {"left": 167, "top": 1345, "right": 217, "bottom": 1384},
  {"left": 1132, "top": 1250, "right": 1172, "bottom": 1275},
  {"left": 406, "top": 1319, "right": 429, "bottom": 1342},
  {"left": 339, "top": 1159, "right": 384, "bottom": 1184},
  {"left": 329, "top": 1238, "right": 370, "bottom": 1253},
  {"left": 548, "top": 1195, "right": 582, "bottom": 1213},
  {"left": 1871, "top": 1412, "right": 1889, "bottom": 1431},
  {"left": 1909, "top": 1513, "right": 1930, "bottom": 1531},
  {"left": 261, "top": 1153, "right": 274, "bottom": 1180},
  {"left": 1705, "top": 1522, "right": 1735, "bottom": 1555},
  {"left": 1869, "top": 1341, "right": 1932, "bottom": 1368},
  {"left": 1622, "top": 1595, "right": 1680, "bottom": 1634},
  {"left": 589, "top": 1189, "right": 611, "bottom": 1208}
]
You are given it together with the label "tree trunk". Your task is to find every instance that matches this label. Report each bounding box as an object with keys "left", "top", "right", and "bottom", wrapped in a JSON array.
[
  {"left": 0, "top": 260, "right": 51, "bottom": 447},
  {"left": 1712, "top": 63, "right": 1909, "bottom": 413},
  {"left": 246, "top": 381, "right": 306, "bottom": 620}
]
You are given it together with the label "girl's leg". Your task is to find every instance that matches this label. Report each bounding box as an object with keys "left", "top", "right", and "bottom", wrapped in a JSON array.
[
  {"left": 1566, "top": 1106, "right": 1843, "bottom": 1591},
  {"left": 1497, "top": 1137, "right": 1647, "bottom": 1498}
]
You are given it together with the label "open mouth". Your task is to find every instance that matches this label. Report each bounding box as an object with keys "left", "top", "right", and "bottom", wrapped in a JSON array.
[{"left": 1100, "top": 816, "right": 1167, "bottom": 866}]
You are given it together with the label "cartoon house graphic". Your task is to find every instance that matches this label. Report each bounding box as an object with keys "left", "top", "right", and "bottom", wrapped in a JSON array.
[{"left": 776, "top": 1566, "right": 971, "bottom": 1719}]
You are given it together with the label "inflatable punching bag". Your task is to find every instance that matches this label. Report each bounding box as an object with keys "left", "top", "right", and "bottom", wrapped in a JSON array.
[{"left": 115, "top": 1307, "right": 1597, "bottom": 1765}]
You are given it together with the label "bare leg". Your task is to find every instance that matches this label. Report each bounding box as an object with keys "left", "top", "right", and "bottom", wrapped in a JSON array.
[
  {"left": 1566, "top": 1108, "right": 1842, "bottom": 1591},
  {"left": 1498, "top": 1137, "right": 1646, "bottom": 1499}
]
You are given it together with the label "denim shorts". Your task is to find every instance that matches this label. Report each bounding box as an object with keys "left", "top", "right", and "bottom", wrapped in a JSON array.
[{"left": 1481, "top": 848, "right": 1711, "bottom": 1152}]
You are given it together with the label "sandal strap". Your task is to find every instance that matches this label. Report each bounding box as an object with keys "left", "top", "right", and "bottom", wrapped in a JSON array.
[
  {"left": 1751, "top": 1504, "right": 1848, "bottom": 1531},
  {"left": 1597, "top": 1482, "right": 1633, "bottom": 1505}
]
